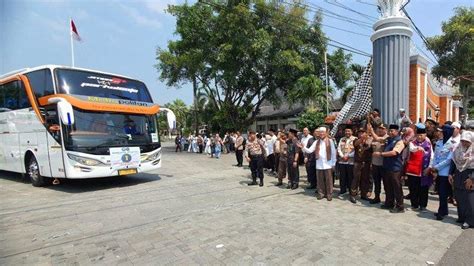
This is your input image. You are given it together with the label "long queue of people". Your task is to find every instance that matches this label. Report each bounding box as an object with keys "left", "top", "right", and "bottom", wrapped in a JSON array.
[{"left": 235, "top": 113, "right": 474, "bottom": 230}]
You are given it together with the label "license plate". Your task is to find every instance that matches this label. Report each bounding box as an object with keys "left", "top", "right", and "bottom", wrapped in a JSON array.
[{"left": 118, "top": 168, "right": 137, "bottom": 176}]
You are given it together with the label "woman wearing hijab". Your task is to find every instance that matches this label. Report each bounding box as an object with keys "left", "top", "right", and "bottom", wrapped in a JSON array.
[
  {"left": 449, "top": 131, "right": 474, "bottom": 229},
  {"left": 405, "top": 124, "right": 433, "bottom": 211},
  {"left": 431, "top": 125, "right": 455, "bottom": 220}
]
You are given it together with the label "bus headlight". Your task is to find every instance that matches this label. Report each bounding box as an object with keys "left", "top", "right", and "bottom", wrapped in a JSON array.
[
  {"left": 68, "top": 154, "right": 106, "bottom": 166},
  {"left": 143, "top": 150, "right": 161, "bottom": 162}
]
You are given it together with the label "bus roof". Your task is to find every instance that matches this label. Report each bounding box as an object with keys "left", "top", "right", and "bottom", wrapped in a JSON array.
[{"left": 0, "top": 65, "right": 137, "bottom": 82}]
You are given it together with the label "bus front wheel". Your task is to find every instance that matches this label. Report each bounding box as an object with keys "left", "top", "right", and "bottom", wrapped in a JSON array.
[{"left": 27, "top": 156, "right": 49, "bottom": 187}]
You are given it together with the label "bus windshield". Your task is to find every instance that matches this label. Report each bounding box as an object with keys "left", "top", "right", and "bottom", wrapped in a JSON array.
[
  {"left": 63, "top": 109, "right": 160, "bottom": 155},
  {"left": 55, "top": 69, "right": 153, "bottom": 102}
]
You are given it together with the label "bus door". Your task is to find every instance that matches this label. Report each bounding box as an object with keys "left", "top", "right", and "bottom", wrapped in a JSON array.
[{"left": 43, "top": 106, "right": 65, "bottom": 178}]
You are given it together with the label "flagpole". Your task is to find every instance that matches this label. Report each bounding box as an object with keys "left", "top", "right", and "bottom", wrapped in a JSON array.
[{"left": 70, "top": 19, "right": 75, "bottom": 67}]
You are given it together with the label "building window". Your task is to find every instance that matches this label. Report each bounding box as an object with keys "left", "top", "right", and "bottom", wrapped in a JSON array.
[
  {"left": 257, "top": 125, "right": 266, "bottom": 133},
  {"left": 269, "top": 124, "right": 278, "bottom": 131}
]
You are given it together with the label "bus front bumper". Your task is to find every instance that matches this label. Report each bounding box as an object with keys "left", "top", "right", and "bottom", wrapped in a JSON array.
[{"left": 63, "top": 148, "right": 162, "bottom": 179}]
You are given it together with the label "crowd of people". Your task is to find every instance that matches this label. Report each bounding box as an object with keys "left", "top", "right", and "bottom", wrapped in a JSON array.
[
  {"left": 174, "top": 132, "right": 238, "bottom": 159},
  {"left": 241, "top": 108, "right": 473, "bottom": 230},
  {"left": 173, "top": 108, "right": 474, "bottom": 230}
]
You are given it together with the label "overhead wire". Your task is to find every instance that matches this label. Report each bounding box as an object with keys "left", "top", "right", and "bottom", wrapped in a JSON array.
[
  {"left": 199, "top": 0, "right": 372, "bottom": 57},
  {"left": 324, "top": 0, "right": 378, "bottom": 21},
  {"left": 401, "top": 7, "right": 439, "bottom": 63}
]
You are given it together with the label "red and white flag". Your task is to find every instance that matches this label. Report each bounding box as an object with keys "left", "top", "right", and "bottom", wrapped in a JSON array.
[{"left": 70, "top": 19, "right": 81, "bottom": 41}]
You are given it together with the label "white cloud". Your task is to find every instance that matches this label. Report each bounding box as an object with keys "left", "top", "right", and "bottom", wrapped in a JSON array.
[
  {"left": 119, "top": 3, "right": 162, "bottom": 29},
  {"left": 143, "top": 0, "right": 177, "bottom": 15},
  {"left": 29, "top": 11, "right": 68, "bottom": 44}
]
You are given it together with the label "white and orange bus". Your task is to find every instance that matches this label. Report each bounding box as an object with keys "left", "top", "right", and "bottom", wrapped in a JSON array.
[{"left": 0, "top": 65, "right": 175, "bottom": 186}]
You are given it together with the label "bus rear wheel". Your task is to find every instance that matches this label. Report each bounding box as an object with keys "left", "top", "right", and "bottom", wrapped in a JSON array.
[{"left": 27, "top": 156, "right": 49, "bottom": 187}]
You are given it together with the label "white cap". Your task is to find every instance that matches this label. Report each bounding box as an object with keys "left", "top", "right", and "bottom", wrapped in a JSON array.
[
  {"left": 317, "top": 127, "right": 327, "bottom": 132},
  {"left": 460, "top": 131, "right": 472, "bottom": 143},
  {"left": 399, "top": 108, "right": 405, "bottom": 112},
  {"left": 452, "top": 121, "right": 462, "bottom": 129}
]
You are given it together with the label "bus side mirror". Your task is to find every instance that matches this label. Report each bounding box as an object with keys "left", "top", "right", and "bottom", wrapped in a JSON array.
[
  {"left": 57, "top": 101, "right": 75, "bottom": 126},
  {"left": 159, "top": 108, "right": 176, "bottom": 130},
  {"left": 167, "top": 111, "right": 176, "bottom": 130}
]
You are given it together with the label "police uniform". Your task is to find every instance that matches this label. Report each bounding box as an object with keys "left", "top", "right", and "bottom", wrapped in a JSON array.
[
  {"left": 350, "top": 135, "right": 372, "bottom": 202},
  {"left": 246, "top": 139, "right": 265, "bottom": 186},
  {"left": 286, "top": 129, "right": 301, "bottom": 189},
  {"left": 287, "top": 135, "right": 301, "bottom": 189}
]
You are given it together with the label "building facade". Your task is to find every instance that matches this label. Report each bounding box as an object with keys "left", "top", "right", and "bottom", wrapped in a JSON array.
[{"left": 408, "top": 55, "right": 461, "bottom": 124}]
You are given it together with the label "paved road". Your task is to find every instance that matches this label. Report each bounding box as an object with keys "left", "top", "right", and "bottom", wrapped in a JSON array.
[{"left": 0, "top": 143, "right": 467, "bottom": 265}]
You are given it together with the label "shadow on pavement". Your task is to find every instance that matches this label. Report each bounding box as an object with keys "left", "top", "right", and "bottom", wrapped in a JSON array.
[{"left": 0, "top": 170, "right": 164, "bottom": 193}]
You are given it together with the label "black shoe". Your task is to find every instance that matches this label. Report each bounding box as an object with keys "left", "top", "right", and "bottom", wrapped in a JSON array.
[
  {"left": 360, "top": 196, "right": 370, "bottom": 201},
  {"left": 390, "top": 208, "right": 405, "bottom": 213},
  {"left": 259, "top": 180, "right": 264, "bottom": 187},
  {"left": 461, "top": 223, "right": 471, "bottom": 229},
  {"left": 286, "top": 184, "right": 292, "bottom": 189},
  {"left": 369, "top": 197, "right": 381, "bottom": 204},
  {"left": 381, "top": 205, "right": 393, "bottom": 210},
  {"left": 349, "top": 196, "right": 356, "bottom": 204},
  {"left": 456, "top": 219, "right": 465, "bottom": 224},
  {"left": 436, "top": 215, "right": 444, "bottom": 221},
  {"left": 291, "top": 184, "right": 298, "bottom": 190},
  {"left": 275, "top": 182, "right": 283, "bottom": 186},
  {"left": 306, "top": 185, "right": 317, "bottom": 189},
  {"left": 248, "top": 181, "right": 258, "bottom": 186}
]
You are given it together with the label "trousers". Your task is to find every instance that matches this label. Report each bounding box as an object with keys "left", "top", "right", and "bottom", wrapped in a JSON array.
[
  {"left": 339, "top": 163, "right": 354, "bottom": 194},
  {"left": 372, "top": 164, "right": 384, "bottom": 196},
  {"left": 437, "top": 175, "right": 450, "bottom": 216},
  {"left": 351, "top": 162, "right": 371, "bottom": 197},
  {"left": 287, "top": 161, "right": 300, "bottom": 185},
  {"left": 317, "top": 169, "right": 333, "bottom": 198},
  {"left": 236, "top": 150, "right": 243, "bottom": 166},
  {"left": 249, "top": 155, "right": 264, "bottom": 182},
  {"left": 408, "top": 175, "right": 429, "bottom": 208},
  {"left": 384, "top": 170, "right": 404, "bottom": 209},
  {"left": 305, "top": 160, "right": 317, "bottom": 187}
]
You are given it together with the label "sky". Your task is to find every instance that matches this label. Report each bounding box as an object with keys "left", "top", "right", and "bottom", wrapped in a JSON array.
[{"left": 1, "top": 0, "right": 472, "bottom": 105}]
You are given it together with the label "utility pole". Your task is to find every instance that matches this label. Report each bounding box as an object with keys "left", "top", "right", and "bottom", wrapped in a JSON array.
[
  {"left": 324, "top": 51, "right": 329, "bottom": 115},
  {"left": 192, "top": 75, "right": 199, "bottom": 135}
]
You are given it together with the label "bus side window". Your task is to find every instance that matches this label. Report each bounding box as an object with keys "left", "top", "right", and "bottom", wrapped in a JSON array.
[
  {"left": 24, "top": 69, "right": 54, "bottom": 98},
  {"left": 0, "top": 83, "right": 5, "bottom": 109},
  {"left": 0, "top": 80, "right": 29, "bottom": 110},
  {"left": 19, "top": 82, "right": 31, "bottom": 109}
]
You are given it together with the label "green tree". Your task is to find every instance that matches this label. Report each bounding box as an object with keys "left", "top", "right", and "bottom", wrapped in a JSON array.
[
  {"left": 296, "top": 109, "right": 326, "bottom": 131},
  {"left": 157, "top": 0, "right": 352, "bottom": 132},
  {"left": 426, "top": 7, "right": 474, "bottom": 117}
]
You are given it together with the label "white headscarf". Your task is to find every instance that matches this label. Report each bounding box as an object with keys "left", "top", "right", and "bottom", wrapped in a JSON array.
[{"left": 452, "top": 131, "right": 474, "bottom": 172}]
